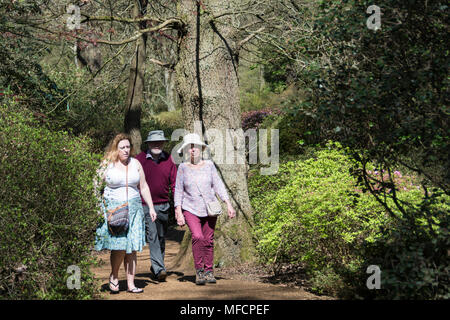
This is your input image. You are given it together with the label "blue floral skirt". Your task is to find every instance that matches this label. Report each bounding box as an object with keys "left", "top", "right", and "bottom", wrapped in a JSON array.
[{"left": 95, "top": 197, "right": 146, "bottom": 254}]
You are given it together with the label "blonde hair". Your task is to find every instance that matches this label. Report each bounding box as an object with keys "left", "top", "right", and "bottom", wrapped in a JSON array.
[{"left": 103, "top": 133, "right": 135, "bottom": 164}]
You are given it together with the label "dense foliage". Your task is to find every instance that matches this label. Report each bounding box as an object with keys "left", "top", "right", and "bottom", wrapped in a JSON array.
[
  {"left": 0, "top": 2, "right": 49, "bottom": 106},
  {"left": 249, "top": 143, "right": 449, "bottom": 298},
  {"left": 0, "top": 96, "right": 102, "bottom": 299},
  {"left": 313, "top": 0, "right": 448, "bottom": 190},
  {"left": 261, "top": 0, "right": 449, "bottom": 190},
  {"left": 250, "top": 0, "right": 449, "bottom": 299},
  {"left": 1, "top": 0, "right": 448, "bottom": 300}
]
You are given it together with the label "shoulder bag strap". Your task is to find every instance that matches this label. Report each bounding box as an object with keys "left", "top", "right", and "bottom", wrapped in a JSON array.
[
  {"left": 125, "top": 160, "right": 128, "bottom": 203},
  {"left": 102, "top": 162, "right": 129, "bottom": 209}
]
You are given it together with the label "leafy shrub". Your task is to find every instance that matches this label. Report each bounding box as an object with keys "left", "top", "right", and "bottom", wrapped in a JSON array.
[
  {"left": 242, "top": 95, "right": 325, "bottom": 156},
  {"left": 361, "top": 188, "right": 450, "bottom": 300},
  {"left": 239, "top": 69, "right": 294, "bottom": 112},
  {"left": 250, "top": 142, "right": 449, "bottom": 298},
  {"left": 0, "top": 8, "right": 59, "bottom": 113},
  {"left": 0, "top": 98, "right": 102, "bottom": 299},
  {"left": 268, "top": 111, "right": 317, "bottom": 155},
  {"left": 249, "top": 142, "right": 450, "bottom": 298},
  {"left": 250, "top": 143, "right": 390, "bottom": 295},
  {"left": 155, "top": 109, "right": 184, "bottom": 130},
  {"left": 240, "top": 88, "right": 282, "bottom": 111}
]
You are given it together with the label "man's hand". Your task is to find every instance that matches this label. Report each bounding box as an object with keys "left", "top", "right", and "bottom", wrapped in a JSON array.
[{"left": 149, "top": 207, "right": 157, "bottom": 222}]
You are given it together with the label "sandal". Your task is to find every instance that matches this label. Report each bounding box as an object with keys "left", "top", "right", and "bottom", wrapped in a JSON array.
[
  {"left": 109, "top": 280, "right": 120, "bottom": 294},
  {"left": 127, "top": 287, "right": 143, "bottom": 294}
]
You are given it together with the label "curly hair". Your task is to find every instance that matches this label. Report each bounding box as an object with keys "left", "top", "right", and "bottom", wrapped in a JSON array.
[{"left": 103, "top": 133, "right": 136, "bottom": 163}]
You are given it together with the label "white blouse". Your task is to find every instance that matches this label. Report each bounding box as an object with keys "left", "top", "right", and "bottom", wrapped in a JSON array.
[{"left": 103, "top": 158, "right": 140, "bottom": 202}]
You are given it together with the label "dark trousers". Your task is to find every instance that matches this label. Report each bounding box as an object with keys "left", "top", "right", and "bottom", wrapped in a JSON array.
[{"left": 143, "top": 202, "right": 170, "bottom": 275}]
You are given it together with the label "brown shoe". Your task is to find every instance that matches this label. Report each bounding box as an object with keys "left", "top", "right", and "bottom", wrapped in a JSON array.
[
  {"left": 195, "top": 269, "right": 206, "bottom": 285},
  {"left": 157, "top": 270, "right": 167, "bottom": 282},
  {"left": 204, "top": 271, "right": 217, "bottom": 284}
]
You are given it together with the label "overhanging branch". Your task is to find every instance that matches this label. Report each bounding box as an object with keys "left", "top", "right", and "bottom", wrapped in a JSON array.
[
  {"left": 81, "top": 14, "right": 169, "bottom": 25},
  {"left": 148, "top": 58, "right": 173, "bottom": 69},
  {"left": 15, "top": 17, "right": 184, "bottom": 46}
]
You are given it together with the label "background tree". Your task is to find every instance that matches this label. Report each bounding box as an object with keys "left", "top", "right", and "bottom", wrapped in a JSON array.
[
  {"left": 124, "top": 0, "right": 149, "bottom": 153},
  {"left": 173, "top": 0, "right": 261, "bottom": 268}
]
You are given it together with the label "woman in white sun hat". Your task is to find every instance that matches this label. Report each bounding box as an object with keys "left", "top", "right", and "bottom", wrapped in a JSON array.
[{"left": 174, "top": 133, "right": 236, "bottom": 285}]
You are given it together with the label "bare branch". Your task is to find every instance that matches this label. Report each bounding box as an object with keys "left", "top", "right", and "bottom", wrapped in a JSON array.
[
  {"left": 81, "top": 14, "right": 166, "bottom": 24},
  {"left": 237, "top": 27, "right": 265, "bottom": 50},
  {"left": 148, "top": 58, "right": 173, "bottom": 69},
  {"left": 27, "top": 17, "right": 184, "bottom": 46}
]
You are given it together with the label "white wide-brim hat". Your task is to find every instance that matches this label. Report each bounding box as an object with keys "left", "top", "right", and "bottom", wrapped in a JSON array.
[{"left": 176, "top": 133, "right": 208, "bottom": 154}]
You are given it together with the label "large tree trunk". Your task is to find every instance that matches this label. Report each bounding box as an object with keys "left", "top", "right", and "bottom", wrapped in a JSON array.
[
  {"left": 124, "top": 0, "right": 148, "bottom": 153},
  {"left": 172, "top": 0, "right": 255, "bottom": 271}
]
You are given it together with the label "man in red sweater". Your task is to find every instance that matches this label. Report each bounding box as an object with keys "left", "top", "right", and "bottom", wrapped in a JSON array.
[{"left": 136, "top": 130, "right": 177, "bottom": 282}]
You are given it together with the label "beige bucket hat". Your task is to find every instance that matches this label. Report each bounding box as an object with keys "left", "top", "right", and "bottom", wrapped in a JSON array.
[{"left": 176, "top": 133, "right": 208, "bottom": 154}]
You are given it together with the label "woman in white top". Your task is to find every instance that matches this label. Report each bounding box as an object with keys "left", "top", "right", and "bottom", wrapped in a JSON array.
[{"left": 95, "top": 133, "right": 157, "bottom": 294}]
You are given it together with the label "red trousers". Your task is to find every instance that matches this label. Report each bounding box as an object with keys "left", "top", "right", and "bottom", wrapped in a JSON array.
[{"left": 183, "top": 210, "right": 217, "bottom": 272}]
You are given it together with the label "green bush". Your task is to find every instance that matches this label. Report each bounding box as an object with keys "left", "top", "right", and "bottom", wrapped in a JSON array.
[
  {"left": 362, "top": 189, "right": 450, "bottom": 300},
  {"left": 250, "top": 142, "right": 449, "bottom": 298},
  {"left": 0, "top": 98, "right": 102, "bottom": 299},
  {"left": 250, "top": 143, "right": 390, "bottom": 295},
  {"left": 155, "top": 110, "right": 184, "bottom": 129}
]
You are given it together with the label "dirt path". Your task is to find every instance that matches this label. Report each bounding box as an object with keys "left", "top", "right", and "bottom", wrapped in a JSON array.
[{"left": 91, "top": 227, "right": 331, "bottom": 300}]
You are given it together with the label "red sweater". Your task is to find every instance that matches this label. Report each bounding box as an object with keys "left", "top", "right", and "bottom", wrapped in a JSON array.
[{"left": 135, "top": 151, "right": 177, "bottom": 205}]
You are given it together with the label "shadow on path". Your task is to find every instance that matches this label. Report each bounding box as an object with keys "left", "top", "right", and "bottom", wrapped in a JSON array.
[{"left": 92, "top": 226, "right": 333, "bottom": 300}]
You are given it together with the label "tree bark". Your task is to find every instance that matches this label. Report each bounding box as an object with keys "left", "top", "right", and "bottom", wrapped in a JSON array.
[
  {"left": 172, "top": 0, "right": 255, "bottom": 270},
  {"left": 259, "top": 65, "right": 265, "bottom": 92},
  {"left": 124, "top": 0, "right": 148, "bottom": 153},
  {"left": 164, "top": 68, "right": 178, "bottom": 112}
]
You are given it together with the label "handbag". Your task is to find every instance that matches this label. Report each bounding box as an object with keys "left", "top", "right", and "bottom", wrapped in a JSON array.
[
  {"left": 104, "top": 164, "right": 130, "bottom": 235},
  {"left": 205, "top": 200, "right": 223, "bottom": 217},
  {"left": 192, "top": 172, "right": 223, "bottom": 217}
]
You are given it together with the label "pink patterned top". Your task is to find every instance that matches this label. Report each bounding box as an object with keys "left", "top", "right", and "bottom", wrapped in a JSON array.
[{"left": 174, "top": 160, "right": 229, "bottom": 217}]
